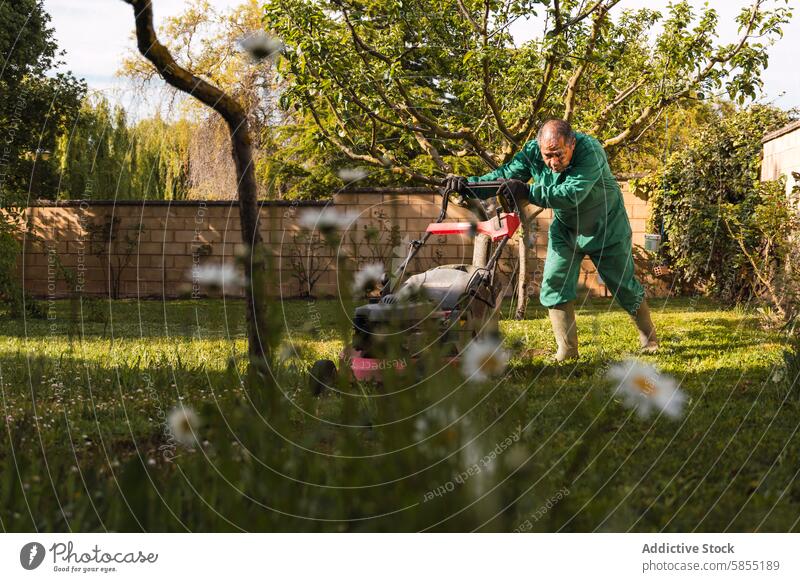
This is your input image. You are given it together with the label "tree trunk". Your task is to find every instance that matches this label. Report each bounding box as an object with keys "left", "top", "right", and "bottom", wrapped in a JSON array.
[
  {"left": 512, "top": 194, "right": 543, "bottom": 320},
  {"left": 466, "top": 198, "right": 491, "bottom": 268},
  {"left": 123, "top": 0, "right": 266, "bottom": 363},
  {"left": 515, "top": 231, "right": 528, "bottom": 320},
  {"left": 472, "top": 234, "right": 491, "bottom": 268}
]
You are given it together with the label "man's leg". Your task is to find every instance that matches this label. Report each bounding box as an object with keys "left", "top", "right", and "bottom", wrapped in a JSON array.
[
  {"left": 590, "top": 239, "right": 659, "bottom": 352},
  {"left": 540, "top": 233, "right": 583, "bottom": 361}
]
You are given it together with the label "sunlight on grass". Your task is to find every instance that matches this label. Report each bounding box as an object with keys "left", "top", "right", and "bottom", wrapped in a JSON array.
[{"left": 1, "top": 297, "right": 797, "bottom": 532}]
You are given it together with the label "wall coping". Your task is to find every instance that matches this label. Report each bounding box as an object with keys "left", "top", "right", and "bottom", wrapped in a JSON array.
[
  {"left": 341, "top": 177, "right": 632, "bottom": 194},
  {"left": 763, "top": 120, "right": 800, "bottom": 144},
  {"left": 26, "top": 178, "right": 633, "bottom": 208},
  {"left": 26, "top": 199, "right": 330, "bottom": 208}
]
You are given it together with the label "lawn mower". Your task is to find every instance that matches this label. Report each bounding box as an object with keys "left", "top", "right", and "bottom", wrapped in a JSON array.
[{"left": 308, "top": 180, "right": 537, "bottom": 394}]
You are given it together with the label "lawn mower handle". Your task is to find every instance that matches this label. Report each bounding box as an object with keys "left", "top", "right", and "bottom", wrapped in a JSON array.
[
  {"left": 440, "top": 179, "right": 545, "bottom": 221},
  {"left": 381, "top": 180, "right": 543, "bottom": 296}
]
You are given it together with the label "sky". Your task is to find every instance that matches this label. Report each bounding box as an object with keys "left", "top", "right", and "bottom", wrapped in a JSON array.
[
  {"left": 42, "top": 0, "right": 800, "bottom": 115},
  {"left": 41, "top": 0, "right": 243, "bottom": 115}
]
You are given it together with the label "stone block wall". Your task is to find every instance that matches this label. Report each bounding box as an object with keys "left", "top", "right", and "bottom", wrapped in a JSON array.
[{"left": 18, "top": 181, "right": 668, "bottom": 300}]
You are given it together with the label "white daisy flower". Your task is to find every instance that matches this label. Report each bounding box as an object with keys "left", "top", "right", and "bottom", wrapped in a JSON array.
[
  {"left": 352, "top": 263, "right": 384, "bottom": 295},
  {"left": 461, "top": 337, "right": 509, "bottom": 383},
  {"left": 238, "top": 31, "right": 284, "bottom": 63},
  {"left": 412, "top": 417, "right": 429, "bottom": 440},
  {"left": 168, "top": 406, "right": 200, "bottom": 447},
  {"left": 191, "top": 264, "right": 246, "bottom": 288},
  {"left": 297, "top": 207, "right": 357, "bottom": 236},
  {"left": 337, "top": 167, "right": 369, "bottom": 182},
  {"left": 606, "top": 359, "right": 686, "bottom": 419},
  {"left": 396, "top": 279, "right": 423, "bottom": 302}
]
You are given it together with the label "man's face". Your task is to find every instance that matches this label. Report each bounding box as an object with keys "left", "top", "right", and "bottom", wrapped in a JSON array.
[{"left": 540, "top": 135, "right": 576, "bottom": 173}]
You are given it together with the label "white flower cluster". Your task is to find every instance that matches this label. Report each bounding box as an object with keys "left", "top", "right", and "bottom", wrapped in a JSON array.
[
  {"left": 352, "top": 263, "right": 385, "bottom": 295},
  {"left": 298, "top": 207, "right": 359, "bottom": 236},
  {"left": 168, "top": 406, "right": 200, "bottom": 448},
  {"left": 191, "top": 264, "right": 246, "bottom": 289},
  {"left": 461, "top": 337, "right": 510, "bottom": 383},
  {"left": 607, "top": 359, "right": 686, "bottom": 419}
]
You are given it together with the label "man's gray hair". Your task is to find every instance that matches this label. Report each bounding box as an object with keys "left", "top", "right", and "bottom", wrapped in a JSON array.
[{"left": 537, "top": 119, "right": 576, "bottom": 144}]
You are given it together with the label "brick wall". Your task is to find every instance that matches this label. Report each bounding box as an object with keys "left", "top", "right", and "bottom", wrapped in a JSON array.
[{"left": 18, "top": 181, "right": 668, "bottom": 300}]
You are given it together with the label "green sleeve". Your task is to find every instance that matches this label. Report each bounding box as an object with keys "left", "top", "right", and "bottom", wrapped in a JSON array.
[
  {"left": 528, "top": 139, "right": 605, "bottom": 209},
  {"left": 465, "top": 140, "right": 540, "bottom": 200}
]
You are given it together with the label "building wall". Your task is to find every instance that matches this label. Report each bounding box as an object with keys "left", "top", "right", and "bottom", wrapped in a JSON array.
[
  {"left": 762, "top": 123, "right": 800, "bottom": 197},
  {"left": 17, "top": 182, "right": 669, "bottom": 301}
]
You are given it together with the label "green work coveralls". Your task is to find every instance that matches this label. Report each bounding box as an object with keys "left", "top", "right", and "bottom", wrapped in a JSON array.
[{"left": 468, "top": 132, "right": 645, "bottom": 314}]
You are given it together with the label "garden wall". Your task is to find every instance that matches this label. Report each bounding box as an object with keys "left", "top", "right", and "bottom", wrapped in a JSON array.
[
  {"left": 18, "top": 181, "right": 668, "bottom": 301},
  {"left": 762, "top": 120, "right": 800, "bottom": 196}
]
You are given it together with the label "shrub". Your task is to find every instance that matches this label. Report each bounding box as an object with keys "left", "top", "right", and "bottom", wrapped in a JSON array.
[{"left": 633, "top": 104, "right": 796, "bottom": 309}]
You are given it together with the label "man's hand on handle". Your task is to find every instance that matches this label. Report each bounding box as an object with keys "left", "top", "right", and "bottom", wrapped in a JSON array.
[
  {"left": 498, "top": 179, "right": 531, "bottom": 203},
  {"left": 442, "top": 175, "right": 541, "bottom": 221},
  {"left": 444, "top": 174, "right": 467, "bottom": 196}
]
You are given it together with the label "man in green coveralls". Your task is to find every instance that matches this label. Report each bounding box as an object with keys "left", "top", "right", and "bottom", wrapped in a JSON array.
[{"left": 447, "top": 119, "right": 658, "bottom": 361}]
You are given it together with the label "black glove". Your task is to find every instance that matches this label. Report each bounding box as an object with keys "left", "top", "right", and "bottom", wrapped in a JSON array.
[
  {"left": 499, "top": 179, "right": 531, "bottom": 202},
  {"left": 445, "top": 174, "right": 467, "bottom": 195}
]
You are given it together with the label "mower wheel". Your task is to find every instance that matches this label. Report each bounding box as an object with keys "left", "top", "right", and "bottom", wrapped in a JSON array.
[{"left": 309, "top": 359, "right": 338, "bottom": 397}]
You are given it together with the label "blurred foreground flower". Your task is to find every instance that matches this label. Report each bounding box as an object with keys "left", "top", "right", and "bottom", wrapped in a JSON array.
[
  {"left": 396, "top": 279, "right": 423, "bottom": 303},
  {"left": 337, "top": 167, "right": 368, "bottom": 182},
  {"left": 298, "top": 207, "right": 358, "bottom": 237},
  {"left": 352, "top": 263, "right": 384, "bottom": 295},
  {"left": 462, "top": 337, "right": 509, "bottom": 383},
  {"left": 168, "top": 406, "right": 200, "bottom": 447},
  {"left": 191, "top": 264, "right": 246, "bottom": 289},
  {"left": 238, "top": 31, "right": 283, "bottom": 63},
  {"left": 607, "top": 359, "right": 685, "bottom": 419}
]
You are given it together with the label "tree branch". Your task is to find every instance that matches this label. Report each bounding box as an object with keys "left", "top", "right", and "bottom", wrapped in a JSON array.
[
  {"left": 297, "top": 79, "right": 437, "bottom": 184},
  {"left": 121, "top": 0, "right": 266, "bottom": 361},
  {"left": 481, "top": 0, "right": 518, "bottom": 147},
  {"left": 563, "top": 0, "right": 620, "bottom": 123},
  {"left": 549, "top": 0, "right": 609, "bottom": 37},
  {"left": 413, "top": 132, "right": 452, "bottom": 173},
  {"left": 512, "top": 58, "right": 556, "bottom": 143},
  {"left": 590, "top": 78, "right": 647, "bottom": 133},
  {"left": 602, "top": 0, "right": 763, "bottom": 155},
  {"left": 337, "top": 1, "right": 499, "bottom": 167},
  {"left": 456, "top": 0, "right": 485, "bottom": 35}
]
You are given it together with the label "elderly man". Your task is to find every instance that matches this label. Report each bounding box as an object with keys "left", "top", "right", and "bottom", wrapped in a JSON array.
[{"left": 448, "top": 119, "right": 658, "bottom": 361}]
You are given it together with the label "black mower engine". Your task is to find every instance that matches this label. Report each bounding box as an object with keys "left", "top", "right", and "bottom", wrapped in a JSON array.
[{"left": 352, "top": 263, "right": 499, "bottom": 359}]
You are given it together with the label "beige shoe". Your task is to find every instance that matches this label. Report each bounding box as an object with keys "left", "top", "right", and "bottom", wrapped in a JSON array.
[
  {"left": 632, "top": 300, "right": 659, "bottom": 353},
  {"left": 548, "top": 301, "right": 579, "bottom": 361}
]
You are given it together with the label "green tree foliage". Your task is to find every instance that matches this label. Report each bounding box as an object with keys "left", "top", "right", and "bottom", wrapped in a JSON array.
[
  {"left": 0, "top": 0, "right": 85, "bottom": 202},
  {"left": 263, "top": 0, "right": 791, "bottom": 194},
  {"left": 55, "top": 97, "right": 192, "bottom": 201},
  {"left": 119, "top": 0, "right": 283, "bottom": 200},
  {"left": 0, "top": 0, "right": 84, "bottom": 313},
  {"left": 132, "top": 117, "right": 192, "bottom": 201},
  {"left": 637, "top": 104, "right": 796, "bottom": 309}
]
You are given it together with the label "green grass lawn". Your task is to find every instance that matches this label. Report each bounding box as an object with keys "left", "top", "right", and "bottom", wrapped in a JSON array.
[{"left": 1, "top": 296, "right": 798, "bottom": 532}]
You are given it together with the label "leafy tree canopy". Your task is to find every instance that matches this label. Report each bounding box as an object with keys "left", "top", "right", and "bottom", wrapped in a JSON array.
[
  {"left": 0, "top": 0, "right": 85, "bottom": 203},
  {"left": 263, "top": 0, "right": 792, "bottom": 195}
]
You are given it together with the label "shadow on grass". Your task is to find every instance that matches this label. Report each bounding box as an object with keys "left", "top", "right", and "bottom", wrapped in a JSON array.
[{"left": 1, "top": 296, "right": 797, "bottom": 532}]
